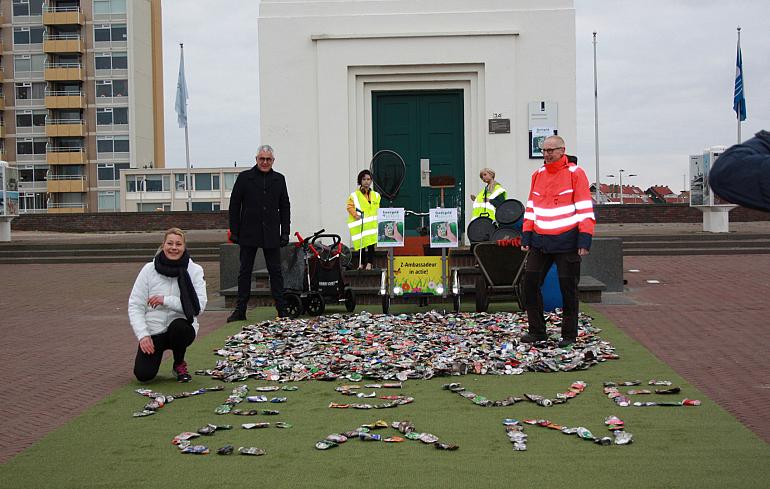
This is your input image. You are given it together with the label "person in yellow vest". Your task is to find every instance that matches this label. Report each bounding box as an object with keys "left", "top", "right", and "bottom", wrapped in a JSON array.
[
  {"left": 346, "top": 170, "right": 381, "bottom": 270},
  {"left": 470, "top": 167, "right": 507, "bottom": 221}
]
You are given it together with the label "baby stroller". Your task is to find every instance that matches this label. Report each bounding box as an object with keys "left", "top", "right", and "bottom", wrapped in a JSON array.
[{"left": 289, "top": 229, "right": 356, "bottom": 316}]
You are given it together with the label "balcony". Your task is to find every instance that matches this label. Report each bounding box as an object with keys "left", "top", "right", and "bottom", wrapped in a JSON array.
[
  {"left": 45, "top": 90, "right": 85, "bottom": 109},
  {"left": 43, "top": 6, "right": 84, "bottom": 26},
  {"left": 47, "top": 147, "right": 85, "bottom": 165},
  {"left": 46, "top": 119, "right": 86, "bottom": 137},
  {"left": 0, "top": 123, "right": 5, "bottom": 138},
  {"left": 0, "top": 95, "right": 5, "bottom": 109},
  {"left": 47, "top": 175, "right": 86, "bottom": 193},
  {"left": 44, "top": 34, "right": 85, "bottom": 54},
  {"left": 45, "top": 63, "right": 84, "bottom": 81},
  {"left": 47, "top": 202, "right": 86, "bottom": 214},
  {"left": 0, "top": 67, "right": 4, "bottom": 82}
]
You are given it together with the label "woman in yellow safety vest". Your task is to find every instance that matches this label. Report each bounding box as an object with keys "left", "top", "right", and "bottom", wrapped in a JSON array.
[
  {"left": 470, "top": 167, "right": 506, "bottom": 221},
  {"left": 346, "top": 169, "right": 381, "bottom": 270}
]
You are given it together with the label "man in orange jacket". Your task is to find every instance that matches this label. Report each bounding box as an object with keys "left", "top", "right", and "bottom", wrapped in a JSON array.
[{"left": 520, "top": 135, "right": 595, "bottom": 347}]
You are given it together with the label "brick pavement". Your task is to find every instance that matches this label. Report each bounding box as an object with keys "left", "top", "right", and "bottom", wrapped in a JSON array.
[
  {"left": 2, "top": 253, "right": 769, "bottom": 463},
  {"left": 0, "top": 262, "right": 228, "bottom": 464},
  {"left": 594, "top": 255, "right": 770, "bottom": 443}
]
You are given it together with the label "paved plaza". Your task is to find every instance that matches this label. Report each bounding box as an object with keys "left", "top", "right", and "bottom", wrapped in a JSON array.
[{"left": 1, "top": 228, "right": 769, "bottom": 463}]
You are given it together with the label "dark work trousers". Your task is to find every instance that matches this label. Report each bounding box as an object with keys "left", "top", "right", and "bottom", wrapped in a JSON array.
[
  {"left": 359, "top": 245, "right": 376, "bottom": 266},
  {"left": 237, "top": 245, "right": 286, "bottom": 312},
  {"left": 134, "top": 318, "right": 196, "bottom": 382},
  {"left": 523, "top": 248, "right": 581, "bottom": 340}
]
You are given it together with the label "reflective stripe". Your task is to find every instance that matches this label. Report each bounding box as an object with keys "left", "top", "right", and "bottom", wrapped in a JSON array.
[
  {"left": 350, "top": 192, "right": 362, "bottom": 211},
  {"left": 533, "top": 191, "right": 541, "bottom": 196},
  {"left": 568, "top": 165, "right": 579, "bottom": 173},
  {"left": 351, "top": 228, "right": 378, "bottom": 242},
  {"left": 526, "top": 200, "right": 534, "bottom": 207},
  {"left": 348, "top": 215, "right": 378, "bottom": 229},
  {"left": 574, "top": 200, "right": 593, "bottom": 210},
  {"left": 534, "top": 214, "right": 582, "bottom": 230},
  {"left": 473, "top": 202, "right": 495, "bottom": 210},
  {"left": 558, "top": 189, "right": 574, "bottom": 195},
  {"left": 523, "top": 212, "right": 536, "bottom": 220},
  {"left": 487, "top": 187, "right": 506, "bottom": 199},
  {"left": 532, "top": 204, "right": 577, "bottom": 217},
  {"left": 576, "top": 212, "right": 595, "bottom": 221}
]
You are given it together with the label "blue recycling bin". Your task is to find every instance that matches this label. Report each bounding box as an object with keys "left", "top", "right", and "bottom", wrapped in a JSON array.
[{"left": 541, "top": 263, "right": 563, "bottom": 312}]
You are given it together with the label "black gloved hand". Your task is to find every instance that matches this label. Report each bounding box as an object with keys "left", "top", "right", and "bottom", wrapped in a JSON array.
[{"left": 280, "top": 235, "right": 290, "bottom": 247}]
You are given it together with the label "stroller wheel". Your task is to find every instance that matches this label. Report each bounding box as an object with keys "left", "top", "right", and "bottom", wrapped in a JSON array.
[
  {"left": 305, "top": 292, "right": 325, "bottom": 316},
  {"left": 284, "top": 293, "right": 303, "bottom": 318},
  {"left": 344, "top": 287, "right": 356, "bottom": 312}
]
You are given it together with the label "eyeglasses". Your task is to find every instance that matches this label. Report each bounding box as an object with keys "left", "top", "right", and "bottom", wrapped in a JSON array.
[
  {"left": 542, "top": 147, "right": 564, "bottom": 153},
  {"left": 257, "top": 157, "right": 274, "bottom": 162}
]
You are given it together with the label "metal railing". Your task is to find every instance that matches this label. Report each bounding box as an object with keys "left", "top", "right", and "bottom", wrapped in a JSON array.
[
  {"left": 44, "top": 6, "right": 81, "bottom": 13},
  {"left": 46, "top": 146, "right": 84, "bottom": 152},
  {"left": 47, "top": 202, "right": 85, "bottom": 208},
  {"left": 45, "top": 90, "right": 83, "bottom": 97},
  {"left": 45, "top": 62, "right": 82, "bottom": 69},
  {"left": 44, "top": 33, "right": 81, "bottom": 41},
  {"left": 46, "top": 118, "right": 85, "bottom": 125},
  {"left": 47, "top": 174, "right": 85, "bottom": 181}
]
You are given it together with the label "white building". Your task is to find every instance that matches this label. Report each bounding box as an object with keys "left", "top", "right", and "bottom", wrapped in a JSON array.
[
  {"left": 258, "top": 0, "right": 577, "bottom": 241},
  {"left": 120, "top": 166, "right": 240, "bottom": 212}
]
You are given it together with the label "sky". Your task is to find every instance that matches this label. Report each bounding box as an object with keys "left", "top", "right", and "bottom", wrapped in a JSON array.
[{"left": 161, "top": 0, "right": 770, "bottom": 193}]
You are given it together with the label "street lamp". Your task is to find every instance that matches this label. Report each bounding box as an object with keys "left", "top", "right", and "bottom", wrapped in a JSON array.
[{"left": 605, "top": 169, "right": 637, "bottom": 204}]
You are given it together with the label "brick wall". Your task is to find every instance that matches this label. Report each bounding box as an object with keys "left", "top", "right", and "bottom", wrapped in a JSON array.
[{"left": 11, "top": 205, "right": 769, "bottom": 232}]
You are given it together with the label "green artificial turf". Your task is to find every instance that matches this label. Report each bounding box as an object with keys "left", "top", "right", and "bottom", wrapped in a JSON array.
[{"left": 2, "top": 303, "right": 769, "bottom": 489}]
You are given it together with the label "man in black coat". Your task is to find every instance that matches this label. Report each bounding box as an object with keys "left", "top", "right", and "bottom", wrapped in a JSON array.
[
  {"left": 227, "top": 144, "right": 291, "bottom": 321},
  {"left": 710, "top": 130, "right": 770, "bottom": 212}
]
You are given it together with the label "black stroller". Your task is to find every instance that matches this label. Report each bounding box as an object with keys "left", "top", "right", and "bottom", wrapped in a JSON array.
[{"left": 286, "top": 229, "right": 356, "bottom": 317}]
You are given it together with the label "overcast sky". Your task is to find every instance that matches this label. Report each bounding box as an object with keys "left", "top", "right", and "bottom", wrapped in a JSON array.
[{"left": 161, "top": 0, "right": 769, "bottom": 192}]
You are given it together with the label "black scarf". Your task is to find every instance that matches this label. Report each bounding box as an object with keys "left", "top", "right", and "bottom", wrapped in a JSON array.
[{"left": 154, "top": 249, "right": 201, "bottom": 321}]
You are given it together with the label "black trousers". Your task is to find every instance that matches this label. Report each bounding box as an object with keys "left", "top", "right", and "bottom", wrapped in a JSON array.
[
  {"left": 359, "top": 245, "right": 375, "bottom": 266},
  {"left": 134, "top": 318, "right": 196, "bottom": 382},
  {"left": 523, "top": 248, "right": 581, "bottom": 340},
  {"left": 237, "top": 245, "right": 286, "bottom": 312}
]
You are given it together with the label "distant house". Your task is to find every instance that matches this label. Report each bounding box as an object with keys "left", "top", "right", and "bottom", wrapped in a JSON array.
[
  {"left": 592, "top": 183, "right": 650, "bottom": 204},
  {"left": 646, "top": 185, "right": 685, "bottom": 204}
]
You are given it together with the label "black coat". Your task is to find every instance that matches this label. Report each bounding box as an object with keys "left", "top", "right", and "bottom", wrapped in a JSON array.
[
  {"left": 710, "top": 130, "right": 770, "bottom": 213},
  {"left": 228, "top": 167, "right": 291, "bottom": 248}
]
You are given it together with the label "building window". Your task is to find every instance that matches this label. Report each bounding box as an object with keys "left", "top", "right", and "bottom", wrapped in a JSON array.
[
  {"left": 97, "top": 136, "right": 130, "bottom": 154},
  {"left": 94, "top": 24, "right": 127, "bottom": 42},
  {"left": 13, "top": 26, "right": 45, "bottom": 45},
  {"left": 20, "top": 192, "right": 47, "bottom": 213},
  {"left": 16, "top": 82, "right": 46, "bottom": 101},
  {"left": 98, "top": 191, "right": 120, "bottom": 211},
  {"left": 95, "top": 52, "right": 128, "bottom": 70},
  {"left": 12, "top": 0, "right": 44, "bottom": 16},
  {"left": 95, "top": 79, "right": 128, "bottom": 98},
  {"left": 97, "top": 107, "right": 129, "bottom": 125},
  {"left": 212, "top": 175, "right": 221, "bottom": 191},
  {"left": 94, "top": 0, "right": 127, "bottom": 14},
  {"left": 191, "top": 202, "right": 219, "bottom": 212},
  {"left": 18, "top": 166, "right": 48, "bottom": 185},
  {"left": 224, "top": 172, "right": 237, "bottom": 191},
  {"left": 194, "top": 173, "right": 212, "bottom": 191},
  {"left": 14, "top": 54, "right": 46, "bottom": 73},
  {"left": 16, "top": 110, "right": 47, "bottom": 128},
  {"left": 17, "top": 138, "right": 47, "bottom": 155}
]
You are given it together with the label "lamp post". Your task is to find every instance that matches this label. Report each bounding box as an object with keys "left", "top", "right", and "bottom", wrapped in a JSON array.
[{"left": 606, "top": 170, "right": 637, "bottom": 204}]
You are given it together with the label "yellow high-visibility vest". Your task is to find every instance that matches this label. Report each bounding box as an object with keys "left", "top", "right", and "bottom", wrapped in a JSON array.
[
  {"left": 472, "top": 183, "right": 506, "bottom": 221},
  {"left": 347, "top": 189, "right": 381, "bottom": 250}
]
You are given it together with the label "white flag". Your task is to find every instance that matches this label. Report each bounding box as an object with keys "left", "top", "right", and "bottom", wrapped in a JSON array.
[{"left": 175, "top": 47, "right": 188, "bottom": 128}]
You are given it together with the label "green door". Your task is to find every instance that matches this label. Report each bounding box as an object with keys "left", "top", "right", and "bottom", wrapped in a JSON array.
[{"left": 372, "top": 90, "right": 465, "bottom": 236}]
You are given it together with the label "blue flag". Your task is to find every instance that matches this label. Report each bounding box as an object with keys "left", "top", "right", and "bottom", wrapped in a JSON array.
[
  {"left": 733, "top": 37, "right": 746, "bottom": 122},
  {"left": 175, "top": 48, "right": 188, "bottom": 128}
]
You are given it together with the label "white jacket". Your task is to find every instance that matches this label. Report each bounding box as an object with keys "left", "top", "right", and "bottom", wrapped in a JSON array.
[{"left": 128, "top": 259, "right": 207, "bottom": 340}]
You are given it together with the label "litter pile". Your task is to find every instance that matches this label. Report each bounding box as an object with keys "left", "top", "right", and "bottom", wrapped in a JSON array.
[{"left": 198, "top": 311, "right": 618, "bottom": 382}]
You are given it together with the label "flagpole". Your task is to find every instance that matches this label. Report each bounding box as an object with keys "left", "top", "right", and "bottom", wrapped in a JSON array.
[
  {"left": 180, "top": 43, "right": 192, "bottom": 211},
  {"left": 592, "top": 31, "right": 600, "bottom": 202},
  {"left": 735, "top": 26, "right": 743, "bottom": 144}
]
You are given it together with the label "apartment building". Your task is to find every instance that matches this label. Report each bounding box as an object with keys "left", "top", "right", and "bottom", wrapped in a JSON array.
[
  {"left": 0, "top": 0, "right": 163, "bottom": 214},
  {"left": 120, "top": 166, "right": 240, "bottom": 212}
]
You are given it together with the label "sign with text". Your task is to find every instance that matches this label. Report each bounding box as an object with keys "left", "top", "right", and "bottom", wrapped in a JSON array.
[
  {"left": 377, "top": 207, "right": 405, "bottom": 247},
  {"left": 392, "top": 256, "right": 443, "bottom": 295},
  {"left": 429, "top": 207, "right": 459, "bottom": 248}
]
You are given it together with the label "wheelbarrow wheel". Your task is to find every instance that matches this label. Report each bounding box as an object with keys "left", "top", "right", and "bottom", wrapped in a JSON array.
[
  {"left": 382, "top": 293, "right": 391, "bottom": 315},
  {"left": 304, "top": 292, "right": 325, "bottom": 316},
  {"left": 284, "top": 293, "right": 303, "bottom": 318},
  {"left": 475, "top": 275, "right": 489, "bottom": 312},
  {"left": 453, "top": 293, "right": 461, "bottom": 313},
  {"left": 344, "top": 287, "right": 356, "bottom": 312}
]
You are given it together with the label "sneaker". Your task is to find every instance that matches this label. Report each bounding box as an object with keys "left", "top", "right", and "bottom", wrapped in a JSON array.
[
  {"left": 558, "top": 337, "right": 576, "bottom": 348},
  {"left": 227, "top": 309, "right": 247, "bottom": 323},
  {"left": 173, "top": 361, "right": 192, "bottom": 383},
  {"left": 520, "top": 333, "right": 547, "bottom": 344}
]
